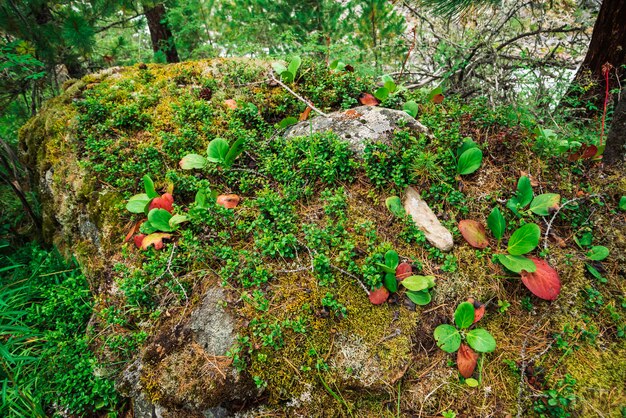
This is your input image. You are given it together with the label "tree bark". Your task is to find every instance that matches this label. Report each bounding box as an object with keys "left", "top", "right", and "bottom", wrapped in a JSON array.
[
  {"left": 604, "top": 87, "right": 626, "bottom": 166},
  {"left": 142, "top": 2, "right": 179, "bottom": 63},
  {"left": 570, "top": 0, "right": 626, "bottom": 106}
]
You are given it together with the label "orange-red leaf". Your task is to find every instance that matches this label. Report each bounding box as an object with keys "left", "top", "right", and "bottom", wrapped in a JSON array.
[
  {"left": 358, "top": 92, "right": 379, "bottom": 106},
  {"left": 369, "top": 287, "right": 389, "bottom": 305},
  {"left": 395, "top": 262, "right": 413, "bottom": 281},
  {"left": 467, "top": 298, "right": 485, "bottom": 323},
  {"left": 520, "top": 257, "right": 561, "bottom": 301},
  {"left": 133, "top": 234, "right": 146, "bottom": 248},
  {"left": 299, "top": 106, "right": 312, "bottom": 121},
  {"left": 457, "top": 343, "right": 478, "bottom": 378},
  {"left": 224, "top": 99, "right": 238, "bottom": 109},
  {"left": 125, "top": 220, "right": 144, "bottom": 243},
  {"left": 431, "top": 93, "right": 444, "bottom": 104},
  {"left": 141, "top": 233, "right": 172, "bottom": 250},
  {"left": 581, "top": 144, "right": 598, "bottom": 159},
  {"left": 216, "top": 194, "right": 240, "bottom": 209},
  {"left": 459, "top": 220, "right": 489, "bottom": 249},
  {"left": 149, "top": 193, "right": 174, "bottom": 213}
]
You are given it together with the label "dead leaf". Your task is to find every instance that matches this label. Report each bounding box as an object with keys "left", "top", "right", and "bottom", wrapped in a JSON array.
[
  {"left": 467, "top": 298, "right": 485, "bottom": 323},
  {"left": 125, "top": 220, "right": 144, "bottom": 242},
  {"left": 581, "top": 145, "right": 598, "bottom": 159},
  {"left": 520, "top": 257, "right": 561, "bottom": 301},
  {"left": 141, "top": 233, "right": 172, "bottom": 250},
  {"left": 299, "top": 106, "right": 312, "bottom": 121},
  {"left": 369, "top": 287, "right": 389, "bottom": 305},
  {"left": 216, "top": 194, "right": 240, "bottom": 209},
  {"left": 358, "top": 92, "right": 379, "bottom": 106},
  {"left": 149, "top": 193, "right": 174, "bottom": 213},
  {"left": 344, "top": 109, "right": 363, "bottom": 119},
  {"left": 395, "top": 262, "right": 413, "bottom": 281},
  {"left": 431, "top": 94, "right": 444, "bottom": 104},
  {"left": 457, "top": 343, "right": 478, "bottom": 378},
  {"left": 224, "top": 99, "right": 238, "bottom": 110},
  {"left": 133, "top": 234, "right": 146, "bottom": 249},
  {"left": 458, "top": 220, "right": 489, "bottom": 249}
]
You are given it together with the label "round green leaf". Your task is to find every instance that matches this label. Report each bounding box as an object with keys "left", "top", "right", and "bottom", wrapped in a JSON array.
[
  {"left": 619, "top": 196, "right": 626, "bottom": 211},
  {"left": 406, "top": 290, "right": 431, "bottom": 305},
  {"left": 385, "top": 250, "right": 399, "bottom": 269},
  {"left": 383, "top": 272, "right": 398, "bottom": 293},
  {"left": 515, "top": 176, "right": 533, "bottom": 208},
  {"left": 169, "top": 214, "right": 188, "bottom": 228},
  {"left": 278, "top": 117, "right": 298, "bottom": 129},
  {"left": 374, "top": 87, "right": 389, "bottom": 101},
  {"left": 454, "top": 302, "right": 475, "bottom": 329},
  {"left": 457, "top": 148, "right": 483, "bottom": 175},
  {"left": 507, "top": 223, "right": 540, "bottom": 255},
  {"left": 287, "top": 56, "right": 301, "bottom": 76},
  {"left": 496, "top": 254, "right": 537, "bottom": 273},
  {"left": 487, "top": 207, "right": 506, "bottom": 240},
  {"left": 148, "top": 208, "right": 173, "bottom": 232},
  {"left": 466, "top": 328, "right": 496, "bottom": 353},
  {"left": 403, "top": 101, "right": 418, "bottom": 118},
  {"left": 530, "top": 193, "right": 560, "bottom": 216},
  {"left": 434, "top": 324, "right": 461, "bottom": 353},
  {"left": 126, "top": 194, "right": 151, "bottom": 214},
  {"left": 207, "top": 138, "right": 230, "bottom": 163},
  {"left": 142, "top": 175, "right": 159, "bottom": 199},
  {"left": 401, "top": 275, "right": 431, "bottom": 292},
  {"left": 465, "top": 378, "right": 479, "bottom": 387},
  {"left": 179, "top": 154, "right": 207, "bottom": 170},
  {"left": 281, "top": 70, "right": 294, "bottom": 83},
  {"left": 385, "top": 196, "right": 405, "bottom": 218},
  {"left": 586, "top": 246, "right": 609, "bottom": 261}
]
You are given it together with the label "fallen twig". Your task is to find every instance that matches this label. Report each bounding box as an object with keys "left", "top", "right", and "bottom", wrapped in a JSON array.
[{"left": 270, "top": 71, "right": 328, "bottom": 117}]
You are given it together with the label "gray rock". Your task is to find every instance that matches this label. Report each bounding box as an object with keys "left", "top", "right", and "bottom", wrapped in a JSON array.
[
  {"left": 403, "top": 186, "right": 454, "bottom": 252},
  {"left": 189, "top": 287, "right": 236, "bottom": 355},
  {"left": 285, "top": 105, "right": 429, "bottom": 155}
]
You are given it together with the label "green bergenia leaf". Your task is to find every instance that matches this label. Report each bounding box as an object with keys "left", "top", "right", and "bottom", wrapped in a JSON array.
[
  {"left": 434, "top": 324, "right": 461, "bottom": 353},
  {"left": 507, "top": 223, "right": 540, "bottom": 255},
  {"left": 454, "top": 302, "right": 475, "bottom": 329}
]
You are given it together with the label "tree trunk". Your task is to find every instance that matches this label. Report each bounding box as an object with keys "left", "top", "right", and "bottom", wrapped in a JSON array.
[
  {"left": 142, "top": 2, "right": 179, "bottom": 63},
  {"left": 570, "top": 0, "right": 626, "bottom": 107},
  {"left": 604, "top": 87, "right": 626, "bottom": 166}
]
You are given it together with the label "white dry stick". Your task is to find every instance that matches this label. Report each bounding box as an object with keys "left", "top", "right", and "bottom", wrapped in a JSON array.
[
  {"left": 270, "top": 71, "right": 328, "bottom": 117},
  {"left": 543, "top": 194, "right": 600, "bottom": 249}
]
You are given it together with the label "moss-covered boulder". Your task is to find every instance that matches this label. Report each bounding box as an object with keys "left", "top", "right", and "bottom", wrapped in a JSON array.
[{"left": 19, "top": 58, "right": 626, "bottom": 417}]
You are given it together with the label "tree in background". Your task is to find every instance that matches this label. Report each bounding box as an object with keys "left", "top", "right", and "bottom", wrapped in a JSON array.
[
  {"left": 352, "top": 0, "right": 406, "bottom": 71},
  {"left": 141, "top": 1, "right": 179, "bottom": 62}
]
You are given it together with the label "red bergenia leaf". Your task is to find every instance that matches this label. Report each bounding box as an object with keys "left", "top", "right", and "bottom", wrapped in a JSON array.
[
  {"left": 395, "top": 262, "right": 413, "bottom": 281},
  {"left": 520, "top": 257, "right": 561, "bottom": 301},
  {"left": 581, "top": 145, "right": 598, "bottom": 159},
  {"left": 299, "top": 106, "right": 312, "bottom": 121},
  {"left": 141, "top": 233, "right": 172, "bottom": 250},
  {"left": 467, "top": 297, "right": 485, "bottom": 323},
  {"left": 149, "top": 193, "right": 174, "bottom": 213},
  {"left": 216, "top": 194, "right": 240, "bottom": 209},
  {"left": 431, "top": 93, "right": 444, "bottom": 104},
  {"left": 457, "top": 343, "right": 479, "bottom": 378},
  {"left": 358, "top": 93, "right": 379, "bottom": 106},
  {"left": 133, "top": 234, "right": 146, "bottom": 248},
  {"left": 459, "top": 220, "right": 489, "bottom": 249},
  {"left": 369, "top": 287, "right": 389, "bottom": 305}
]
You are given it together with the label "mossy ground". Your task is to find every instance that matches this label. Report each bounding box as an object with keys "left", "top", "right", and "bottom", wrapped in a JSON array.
[{"left": 18, "top": 58, "right": 625, "bottom": 417}]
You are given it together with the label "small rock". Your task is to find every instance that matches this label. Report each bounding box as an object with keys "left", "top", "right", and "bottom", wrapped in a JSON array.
[
  {"left": 403, "top": 186, "right": 454, "bottom": 252},
  {"left": 189, "top": 288, "right": 236, "bottom": 355},
  {"left": 285, "top": 106, "right": 430, "bottom": 155}
]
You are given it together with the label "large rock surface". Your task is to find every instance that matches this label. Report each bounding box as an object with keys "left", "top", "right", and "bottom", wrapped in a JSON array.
[{"left": 286, "top": 105, "right": 430, "bottom": 155}]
